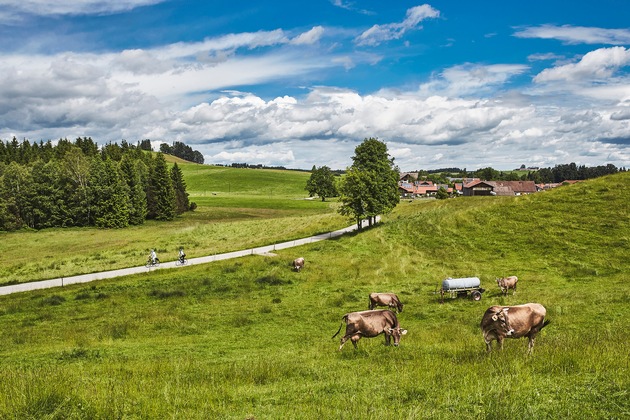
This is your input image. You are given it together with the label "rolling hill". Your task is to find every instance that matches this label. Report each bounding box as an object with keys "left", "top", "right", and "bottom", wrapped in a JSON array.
[{"left": 0, "top": 171, "right": 627, "bottom": 418}]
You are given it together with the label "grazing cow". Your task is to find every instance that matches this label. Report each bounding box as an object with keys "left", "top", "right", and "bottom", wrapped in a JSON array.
[
  {"left": 292, "top": 257, "right": 305, "bottom": 272},
  {"left": 496, "top": 276, "right": 518, "bottom": 295},
  {"left": 332, "top": 310, "right": 407, "bottom": 351},
  {"left": 368, "top": 292, "right": 404, "bottom": 312},
  {"left": 480, "top": 303, "right": 550, "bottom": 354}
]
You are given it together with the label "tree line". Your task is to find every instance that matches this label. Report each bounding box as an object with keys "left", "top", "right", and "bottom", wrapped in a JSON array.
[
  {"left": 412, "top": 163, "right": 623, "bottom": 184},
  {"left": 0, "top": 137, "right": 192, "bottom": 231},
  {"left": 158, "top": 141, "right": 205, "bottom": 164}
]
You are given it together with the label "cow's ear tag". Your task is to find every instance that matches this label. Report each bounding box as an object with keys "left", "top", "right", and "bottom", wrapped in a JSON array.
[
  {"left": 492, "top": 314, "right": 498, "bottom": 321},
  {"left": 401, "top": 329, "right": 408, "bottom": 335}
]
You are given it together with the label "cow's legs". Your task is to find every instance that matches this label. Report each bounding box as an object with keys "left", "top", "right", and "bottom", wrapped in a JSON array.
[
  {"left": 339, "top": 334, "right": 351, "bottom": 351},
  {"left": 483, "top": 332, "right": 495, "bottom": 352},
  {"left": 527, "top": 334, "right": 536, "bottom": 354},
  {"left": 497, "top": 336, "right": 504, "bottom": 351},
  {"left": 351, "top": 336, "right": 360, "bottom": 349},
  {"left": 339, "top": 333, "right": 361, "bottom": 351},
  {"left": 484, "top": 337, "right": 493, "bottom": 352}
]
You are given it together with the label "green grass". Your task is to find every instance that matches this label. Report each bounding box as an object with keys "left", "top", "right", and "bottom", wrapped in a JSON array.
[
  {"left": 0, "top": 171, "right": 628, "bottom": 418},
  {"left": 0, "top": 164, "right": 344, "bottom": 284}
]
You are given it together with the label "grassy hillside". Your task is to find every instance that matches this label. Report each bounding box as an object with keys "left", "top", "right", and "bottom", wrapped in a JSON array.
[
  {"left": 0, "top": 172, "right": 628, "bottom": 418},
  {"left": 0, "top": 164, "right": 345, "bottom": 284}
]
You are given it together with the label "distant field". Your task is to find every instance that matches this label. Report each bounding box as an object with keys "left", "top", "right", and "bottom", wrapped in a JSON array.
[
  {"left": 0, "top": 163, "right": 345, "bottom": 284},
  {"left": 0, "top": 171, "right": 627, "bottom": 418}
]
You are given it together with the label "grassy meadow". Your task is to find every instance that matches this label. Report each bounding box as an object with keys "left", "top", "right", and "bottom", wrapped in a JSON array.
[
  {"left": 0, "top": 163, "right": 346, "bottom": 284},
  {"left": 0, "top": 169, "right": 628, "bottom": 419}
]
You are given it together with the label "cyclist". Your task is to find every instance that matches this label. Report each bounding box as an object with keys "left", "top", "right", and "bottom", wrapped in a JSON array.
[
  {"left": 150, "top": 249, "right": 158, "bottom": 265},
  {"left": 178, "top": 247, "right": 186, "bottom": 263}
]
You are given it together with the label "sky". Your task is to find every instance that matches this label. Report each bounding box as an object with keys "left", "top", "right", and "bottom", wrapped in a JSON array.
[{"left": 1, "top": 0, "right": 629, "bottom": 171}]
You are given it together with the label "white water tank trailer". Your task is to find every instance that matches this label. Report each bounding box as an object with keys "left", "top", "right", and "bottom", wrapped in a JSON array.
[{"left": 439, "top": 277, "right": 485, "bottom": 303}]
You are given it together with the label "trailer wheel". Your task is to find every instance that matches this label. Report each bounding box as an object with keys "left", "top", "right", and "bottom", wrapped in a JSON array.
[{"left": 471, "top": 291, "right": 482, "bottom": 301}]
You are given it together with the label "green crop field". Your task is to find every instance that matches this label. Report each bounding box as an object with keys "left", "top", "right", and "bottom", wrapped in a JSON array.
[{"left": 0, "top": 169, "right": 628, "bottom": 419}]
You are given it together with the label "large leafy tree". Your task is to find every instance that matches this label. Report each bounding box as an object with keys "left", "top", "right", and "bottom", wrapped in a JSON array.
[
  {"left": 0, "top": 161, "right": 34, "bottom": 229},
  {"left": 62, "top": 147, "right": 93, "bottom": 226},
  {"left": 305, "top": 165, "right": 338, "bottom": 201},
  {"left": 338, "top": 138, "right": 399, "bottom": 229}
]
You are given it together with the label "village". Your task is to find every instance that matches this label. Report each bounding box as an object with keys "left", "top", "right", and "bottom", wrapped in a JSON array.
[{"left": 398, "top": 172, "right": 582, "bottom": 198}]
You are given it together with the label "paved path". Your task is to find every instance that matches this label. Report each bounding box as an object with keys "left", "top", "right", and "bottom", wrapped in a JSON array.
[{"left": 0, "top": 217, "right": 379, "bottom": 296}]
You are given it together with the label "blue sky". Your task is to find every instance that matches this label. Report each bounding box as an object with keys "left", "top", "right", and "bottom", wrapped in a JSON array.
[{"left": 1, "top": 0, "right": 629, "bottom": 170}]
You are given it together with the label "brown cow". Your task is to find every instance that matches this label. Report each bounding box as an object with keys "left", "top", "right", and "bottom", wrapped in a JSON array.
[
  {"left": 480, "top": 303, "right": 550, "bottom": 354},
  {"left": 496, "top": 276, "right": 518, "bottom": 295},
  {"left": 368, "top": 293, "right": 404, "bottom": 312},
  {"left": 332, "top": 310, "right": 407, "bottom": 351},
  {"left": 292, "top": 257, "right": 305, "bottom": 272}
]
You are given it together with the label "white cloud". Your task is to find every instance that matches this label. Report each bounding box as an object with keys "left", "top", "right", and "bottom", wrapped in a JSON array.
[
  {"left": 417, "top": 63, "right": 529, "bottom": 97},
  {"left": 534, "top": 47, "right": 630, "bottom": 83},
  {"left": 354, "top": 4, "right": 439, "bottom": 46},
  {"left": 291, "top": 26, "right": 325, "bottom": 45},
  {"left": 514, "top": 25, "right": 630, "bottom": 45},
  {"left": 611, "top": 109, "right": 630, "bottom": 121},
  {"left": 0, "top": 0, "right": 165, "bottom": 20},
  {"left": 210, "top": 146, "right": 296, "bottom": 166}
]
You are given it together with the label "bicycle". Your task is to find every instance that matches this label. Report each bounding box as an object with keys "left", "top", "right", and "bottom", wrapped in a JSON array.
[
  {"left": 175, "top": 256, "right": 188, "bottom": 266},
  {"left": 146, "top": 258, "right": 160, "bottom": 268}
]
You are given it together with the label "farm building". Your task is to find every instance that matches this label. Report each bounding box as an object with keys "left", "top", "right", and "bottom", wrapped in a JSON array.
[{"left": 462, "top": 180, "right": 537, "bottom": 196}]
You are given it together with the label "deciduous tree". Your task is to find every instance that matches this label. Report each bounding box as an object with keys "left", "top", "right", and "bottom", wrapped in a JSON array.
[
  {"left": 306, "top": 165, "right": 338, "bottom": 201},
  {"left": 338, "top": 138, "right": 400, "bottom": 229}
]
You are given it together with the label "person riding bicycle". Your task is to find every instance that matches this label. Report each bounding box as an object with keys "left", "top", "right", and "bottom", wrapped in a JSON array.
[
  {"left": 149, "top": 249, "right": 158, "bottom": 264},
  {"left": 178, "top": 247, "right": 186, "bottom": 263}
]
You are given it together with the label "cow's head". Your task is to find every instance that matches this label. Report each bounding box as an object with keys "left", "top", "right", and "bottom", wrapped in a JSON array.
[
  {"left": 491, "top": 308, "right": 514, "bottom": 336},
  {"left": 386, "top": 327, "right": 408, "bottom": 346},
  {"left": 397, "top": 302, "right": 404, "bottom": 312}
]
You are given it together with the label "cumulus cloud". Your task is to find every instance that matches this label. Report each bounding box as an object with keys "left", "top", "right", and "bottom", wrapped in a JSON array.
[
  {"left": 610, "top": 108, "right": 630, "bottom": 120},
  {"left": 514, "top": 24, "right": 630, "bottom": 45},
  {"left": 534, "top": 47, "right": 630, "bottom": 83},
  {"left": 354, "top": 4, "right": 439, "bottom": 46}
]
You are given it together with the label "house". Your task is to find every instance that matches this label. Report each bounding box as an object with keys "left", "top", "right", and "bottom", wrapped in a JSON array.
[
  {"left": 463, "top": 180, "right": 537, "bottom": 196},
  {"left": 399, "top": 172, "right": 419, "bottom": 182},
  {"left": 399, "top": 181, "right": 453, "bottom": 198}
]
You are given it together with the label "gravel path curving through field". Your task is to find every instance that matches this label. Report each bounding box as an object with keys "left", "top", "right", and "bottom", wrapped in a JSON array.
[{"left": 0, "top": 217, "right": 379, "bottom": 296}]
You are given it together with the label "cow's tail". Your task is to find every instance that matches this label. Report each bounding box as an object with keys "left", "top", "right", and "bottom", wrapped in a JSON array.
[{"left": 331, "top": 315, "right": 347, "bottom": 339}]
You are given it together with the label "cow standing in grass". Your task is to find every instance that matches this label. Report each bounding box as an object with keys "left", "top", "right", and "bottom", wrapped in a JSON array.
[
  {"left": 496, "top": 276, "right": 518, "bottom": 295},
  {"left": 292, "top": 257, "right": 305, "bottom": 272},
  {"left": 368, "top": 293, "right": 404, "bottom": 312},
  {"left": 332, "top": 310, "right": 407, "bottom": 350},
  {"left": 481, "top": 303, "right": 550, "bottom": 354}
]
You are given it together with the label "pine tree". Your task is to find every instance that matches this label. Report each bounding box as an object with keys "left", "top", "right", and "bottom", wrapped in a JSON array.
[
  {"left": 119, "top": 154, "right": 148, "bottom": 225},
  {"left": 90, "top": 158, "right": 131, "bottom": 228},
  {"left": 148, "top": 153, "right": 176, "bottom": 220},
  {"left": 170, "top": 162, "right": 189, "bottom": 214}
]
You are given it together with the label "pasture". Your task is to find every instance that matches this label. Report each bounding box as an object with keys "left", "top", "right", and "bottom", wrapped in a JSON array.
[
  {"left": 0, "top": 163, "right": 345, "bottom": 285},
  {"left": 0, "top": 170, "right": 628, "bottom": 418}
]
